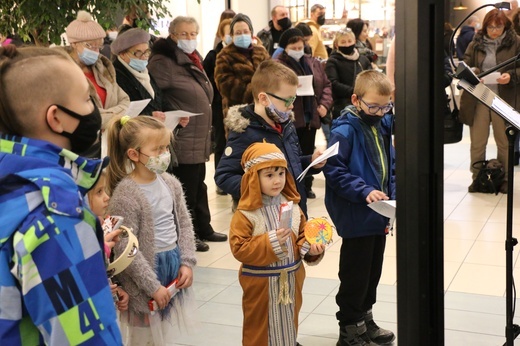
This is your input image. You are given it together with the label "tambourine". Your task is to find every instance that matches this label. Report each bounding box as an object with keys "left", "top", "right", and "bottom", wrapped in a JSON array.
[
  {"left": 106, "top": 225, "right": 139, "bottom": 278},
  {"left": 304, "top": 217, "right": 334, "bottom": 245}
]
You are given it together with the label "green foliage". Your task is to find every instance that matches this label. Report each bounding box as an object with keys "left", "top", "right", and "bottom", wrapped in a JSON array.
[{"left": 0, "top": 0, "right": 171, "bottom": 46}]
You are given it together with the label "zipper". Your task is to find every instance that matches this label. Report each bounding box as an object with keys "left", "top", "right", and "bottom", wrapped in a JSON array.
[{"left": 371, "top": 126, "right": 386, "bottom": 189}]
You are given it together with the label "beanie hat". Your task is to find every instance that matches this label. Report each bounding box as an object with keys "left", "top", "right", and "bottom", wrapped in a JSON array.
[
  {"left": 230, "top": 13, "right": 254, "bottom": 35},
  {"left": 278, "top": 28, "right": 304, "bottom": 49},
  {"left": 111, "top": 28, "right": 150, "bottom": 55},
  {"left": 238, "top": 142, "right": 300, "bottom": 211},
  {"left": 295, "top": 23, "right": 313, "bottom": 37},
  {"left": 66, "top": 10, "right": 106, "bottom": 43}
]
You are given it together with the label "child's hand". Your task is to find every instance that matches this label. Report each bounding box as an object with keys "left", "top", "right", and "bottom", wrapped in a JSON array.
[
  {"left": 116, "top": 287, "right": 129, "bottom": 311},
  {"left": 152, "top": 286, "right": 171, "bottom": 310},
  {"left": 104, "top": 228, "right": 123, "bottom": 249},
  {"left": 276, "top": 228, "right": 292, "bottom": 245},
  {"left": 311, "top": 150, "right": 326, "bottom": 168},
  {"left": 176, "top": 265, "right": 193, "bottom": 289},
  {"left": 366, "top": 190, "right": 389, "bottom": 204},
  {"left": 308, "top": 243, "right": 326, "bottom": 256}
]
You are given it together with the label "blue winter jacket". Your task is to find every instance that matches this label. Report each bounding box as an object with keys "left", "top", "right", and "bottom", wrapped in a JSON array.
[
  {"left": 323, "top": 107, "right": 396, "bottom": 238},
  {"left": 456, "top": 25, "right": 476, "bottom": 59},
  {"left": 0, "top": 134, "right": 122, "bottom": 345},
  {"left": 215, "top": 104, "right": 318, "bottom": 216}
]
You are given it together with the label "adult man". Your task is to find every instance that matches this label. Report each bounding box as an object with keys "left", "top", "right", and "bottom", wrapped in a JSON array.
[
  {"left": 0, "top": 46, "right": 121, "bottom": 345},
  {"left": 257, "top": 5, "right": 292, "bottom": 55},
  {"left": 148, "top": 16, "right": 227, "bottom": 252},
  {"left": 300, "top": 4, "right": 328, "bottom": 59},
  {"left": 456, "top": 16, "right": 479, "bottom": 59}
]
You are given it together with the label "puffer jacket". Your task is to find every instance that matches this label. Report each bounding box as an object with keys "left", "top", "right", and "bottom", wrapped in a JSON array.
[{"left": 148, "top": 37, "right": 214, "bottom": 164}]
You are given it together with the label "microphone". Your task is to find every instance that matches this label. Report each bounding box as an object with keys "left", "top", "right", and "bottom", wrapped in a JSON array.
[{"left": 494, "top": 2, "right": 511, "bottom": 9}]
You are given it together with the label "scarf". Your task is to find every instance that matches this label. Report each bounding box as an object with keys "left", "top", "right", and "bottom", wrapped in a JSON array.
[{"left": 186, "top": 51, "right": 203, "bottom": 71}]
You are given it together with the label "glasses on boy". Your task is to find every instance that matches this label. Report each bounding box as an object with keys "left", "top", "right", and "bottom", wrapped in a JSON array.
[
  {"left": 359, "top": 98, "right": 393, "bottom": 115},
  {"left": 266, "top": 92, "right": 297, "bottom": 108}
]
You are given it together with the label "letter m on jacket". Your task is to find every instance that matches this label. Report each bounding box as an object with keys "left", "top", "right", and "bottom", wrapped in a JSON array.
[{"left": 43, "top": 269, "right": 84, "bottom": 314}]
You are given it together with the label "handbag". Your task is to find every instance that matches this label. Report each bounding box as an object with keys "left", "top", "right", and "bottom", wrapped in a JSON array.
[
  {"left": 471, "top": 159, "right": 505, "bottom": 195},
  {"left": 444, "top": 83, "right": 463, "bottom": 144}
]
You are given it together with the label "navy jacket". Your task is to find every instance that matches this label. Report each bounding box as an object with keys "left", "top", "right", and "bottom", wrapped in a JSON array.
[
  {"left": 456, "top": 25, "right": 475, "bottom": 59},
  {"left": 215, "top": 104, "right": 318, "bottom": 216},
  {"left": 323, "top": 107, "right": 396, "bottom": 238}
]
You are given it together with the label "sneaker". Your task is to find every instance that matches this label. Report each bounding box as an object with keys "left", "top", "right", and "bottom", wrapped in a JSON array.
[
  {"left": 307, "top": 189, "right": 316, "bottom": 199},
  {"left": 337, "top": 321, "right": 377, "bottom": 346},
  {"left": 195, "top": 238, "right": 209, "bottom": 252},
  {"left": 216, "top": 187, "right": 227, "bottom": 196},
  {"left": 365, "top": 319, "right": 395, "bottom": 345}
]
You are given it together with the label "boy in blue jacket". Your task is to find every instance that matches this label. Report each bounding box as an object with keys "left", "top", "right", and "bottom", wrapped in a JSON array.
[{"left": 323, "top": 70, "right": 396, "bottom": 346}]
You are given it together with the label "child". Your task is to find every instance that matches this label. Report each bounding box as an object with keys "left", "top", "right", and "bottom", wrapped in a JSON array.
[
  {"left": 323, "top": 70, "right": 396, "bottom": 346},
  {"left": 215, "top": 59, "right": 325, "bottom": 217},
  {"left": 86, "top": 172, "right": 130, "bottom": 312},
  {"left": 106, "top": 115, "right": 197, "bottom": 344},
  {"left": 0, "top": 46, "right": 121, "bottom": 344},
  {"left": 229, "top": 142, "right": 326, "bottom": 346}
]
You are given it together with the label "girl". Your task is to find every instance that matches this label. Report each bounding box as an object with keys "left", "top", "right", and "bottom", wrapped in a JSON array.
[{"left": 106, "top": 115, "right": 196, "bottom": 345}]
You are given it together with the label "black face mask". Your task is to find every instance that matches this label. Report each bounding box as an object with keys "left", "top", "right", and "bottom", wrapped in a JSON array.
[
  {"left": 338, "top": 44, "right": 355, "bottom": 56},
  {"left": 53, "top": 100, "right": 102, "bottom": 154},
  {"left": 277, "top": 17, "right": 292, "bottom": 31},
  {"left": 358, "top": 109, "right": 383, "bottom": 127},
  {"left": 317, "top": 15, "right": 326, "bottom": 26}
]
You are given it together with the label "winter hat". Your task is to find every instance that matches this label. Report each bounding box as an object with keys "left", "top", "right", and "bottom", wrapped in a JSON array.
[
  {"left": 111, "top": 28, "right": 150, "bottom": 55},
  {"left": 238, "top": 142, "right": 300, "bottom": 211},
  {"left": 230, "top": 13, "right": 254, "bottom": 35},
  {"left": 295, "top": 22, "right": 313, "bottom": 37},
  {"left": 66, "top": 10, "right": 106, "bottom": 43},
  {"left": 278, "top": 28, "right": 304, "bottom": 49}
]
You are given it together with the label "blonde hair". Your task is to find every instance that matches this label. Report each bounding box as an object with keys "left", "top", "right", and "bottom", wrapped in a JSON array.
[
  {"left": 251, "top": 60, "right": 298, "bottom": 102},
  {"left": 353, "top": 70, "right": 393, "bottom": 98},
  {"left": 106, "top": 116, "right": 170, "bottom": 194},
  {"left": 86, "top": 170, "right": 107, "bottom": 213},
  {"left": 333, "top": 28, "right": 355, "bottom": 49}
]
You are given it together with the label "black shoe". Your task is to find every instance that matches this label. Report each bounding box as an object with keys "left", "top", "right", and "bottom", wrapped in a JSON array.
[
  {"left": 195, "top": 238, "right": 209, "bottom": 252},
  {"left": 500, "top": 181, "right": 508, "bottom": 194},
  {"left": 468, "top": 180, "right": 479, "bottom": 193},
  {"left": 201, "top": 232, "right": 228, "bottom": 242},
  {"left": 216, "top": 187, "right": 227, "bottom": 196},
  {"left": 307, "top": 189, "right": 316, "bottom": 199}
]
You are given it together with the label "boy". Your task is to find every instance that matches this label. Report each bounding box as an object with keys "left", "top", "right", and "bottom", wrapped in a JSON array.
[
  {"left": 0, "top": 46, "right": 122, "bottom": 344},
  {"left": 323, "top": 70, "right": 396, "bottom": 346},
  {"left": 229, "top": 142, "right": 325, "bottom": 346},
  {"left": 215, "top": 60, "right": 324, "bottom": 216}
]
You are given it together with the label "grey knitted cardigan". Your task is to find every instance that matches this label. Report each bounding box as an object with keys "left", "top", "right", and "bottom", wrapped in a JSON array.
[{"left": 108, "top": 173, "right": 197, "bottom": 314}]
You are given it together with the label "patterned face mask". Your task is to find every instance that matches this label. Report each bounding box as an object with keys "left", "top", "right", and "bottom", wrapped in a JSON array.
[{"left": 140, "top": 151, "right": 171, "bottom": 174}]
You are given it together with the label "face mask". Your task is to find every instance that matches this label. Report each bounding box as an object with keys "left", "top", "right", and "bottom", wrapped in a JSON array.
[
  {"left": 177, "top": 39, "right": 197, "bottom": 54},
  {"left": 78, "top": 47, "right": 100, "bottom": 66},
  {"left": 265, "top": 95, "right": 292, "bottom": 123},
  {"left": 277, "top": 17, "right": 292, "bottom": 31},
  {"left": 338, "top": 45, "right": 355, "bottom": 56},
  {"left": 358, "top": 109, "right": 383, "bottom": 127},
  {"left": 317, "top": 15, "right": 326, "bottom": 26},
  {"left": 140, "top": 151, "right": 171, "bottom": 174},
  {"left": 53, "top": 101, "right": 102, "bottom": 154},
  {"left": 234, "top": 34, "right": 252, "bottom": 49},
  {"left": 108, "top": 31, "right": 118, "bottom": 41},
  {"left": 129, "top": 58, "right": 148, "bottom": 72},
  {"left": 223, "top": 34, "right": 232, "bottom": 46},
  {"left": 287, "top": 49, "right": 304, "bottom": 61}
]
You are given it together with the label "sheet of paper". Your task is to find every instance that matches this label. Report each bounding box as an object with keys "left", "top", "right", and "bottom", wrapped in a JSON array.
[
  {"left": 297, "top": 142, "right": 339, "bottom": 182},
  {"left": 492, "top": 97, "right": 520, "bottom": 130},
  {"left": 297, "top": 75, "right": 314, "bottom": 96},
  {"left": 126, "top": 99, "right": 151, "bottom": 117},
  {"left": 368, "top": 200, "right": 396, "bottom": 219},
  {"left": 481, "top": 72, "right": 501, "bottom": 85},
  {"left": 163, "top": 110, "right": 202, "bottom": 130}
]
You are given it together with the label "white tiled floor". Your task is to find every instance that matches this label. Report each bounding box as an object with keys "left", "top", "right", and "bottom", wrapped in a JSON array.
[{"left": 173, "top": 127, "right": 520, "bottom": 345}]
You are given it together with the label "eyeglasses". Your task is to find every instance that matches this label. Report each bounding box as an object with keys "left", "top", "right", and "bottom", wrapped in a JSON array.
[
  {"left": 266, "top": 92, "right": 297, "bottom": 107},
  {"left": 81, "top": 42, "right": 104, "bottom": 51},
  {"left": 174, "top": 31, "right": 198, "bottom": 39},
  {"left": 488, "top": 25, "right": 505, "bottom": 32},
  {"left": 359, "top": 98, "right": 393, "bottom": 115},
  {"left": 128, "top": 49, "right": 151, "bottom": 59}
]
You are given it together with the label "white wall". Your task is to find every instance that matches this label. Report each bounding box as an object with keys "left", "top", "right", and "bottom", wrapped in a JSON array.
[{"left": 230, "top": 0, "right": 270, "bottom": 35}]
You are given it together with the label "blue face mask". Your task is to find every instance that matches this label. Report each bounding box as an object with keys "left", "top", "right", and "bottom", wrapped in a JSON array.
[
  {"left": 78, "top": 48, "right": 99, "bottom": 66},
  {"left": 129, "top": 58, "right": 148, "bottom": 72},
  {"left": 233, "top": 34, "right": 252, "bottom": 49}
]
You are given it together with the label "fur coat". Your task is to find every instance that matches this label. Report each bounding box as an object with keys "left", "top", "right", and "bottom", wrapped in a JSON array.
[{"left": 214, "top": 43, "right": 270, "bottom": 118}]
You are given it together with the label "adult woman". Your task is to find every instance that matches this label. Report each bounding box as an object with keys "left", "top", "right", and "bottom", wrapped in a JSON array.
[
  {"left": 213, "top": 9, "right": 236, "bottom": 49},
  {"left": 275, "top": 28, "right": 333, "bottom": 199},
  {"left": 65, "top": 11, "right": 130, "bottom": 157},
  {"left": 204, "top": 19, "right": 232, "bottom": 195},
  {"left": 325, "top": 28, "right": 372, "bottom": 119},
  {"left": 214, "top": 13, "right": 270, "bottom": 120},
  {"left": 347, "top": 18, "right": 378, "bottom": 67},
  {"left": 459, "top": 9, "right": 520, "bottom": 193}
]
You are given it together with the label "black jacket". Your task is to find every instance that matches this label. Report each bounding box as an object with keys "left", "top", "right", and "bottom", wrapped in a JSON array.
[{"left": 456, "top": 25, "right": 476, "bottom": 59}]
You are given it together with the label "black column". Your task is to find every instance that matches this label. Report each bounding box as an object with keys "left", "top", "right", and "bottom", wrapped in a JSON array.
[{"left": 395, "top": 0, "right": 445, "bottom": 344}]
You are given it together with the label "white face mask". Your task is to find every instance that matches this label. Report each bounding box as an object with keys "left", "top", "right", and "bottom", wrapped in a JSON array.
[
  {"left": 287, "top": 49, "right": 304, "bottom": 61},
  {"left": 141, "top": 151, "right": 171, "bottom": 174},
  {"left": 177, "top": 39, "right": 197, "bottom": 54}
]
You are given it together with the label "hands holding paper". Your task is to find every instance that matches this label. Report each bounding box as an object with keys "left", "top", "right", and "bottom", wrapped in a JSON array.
[
  {"left": 152, "top": 111, "right": 166, "bottom": 122},
  {"left": 276, "top": 228, "right": 292, "bottom": 245},
  {"left": 366, "top": 190, "right": 389, "bottom": 204},
  {"left": 178, "top": 117, "right": 189, "bottom": 128},
  {"left": 311, "top": 150, "right": 326, "bottom": 169}
]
